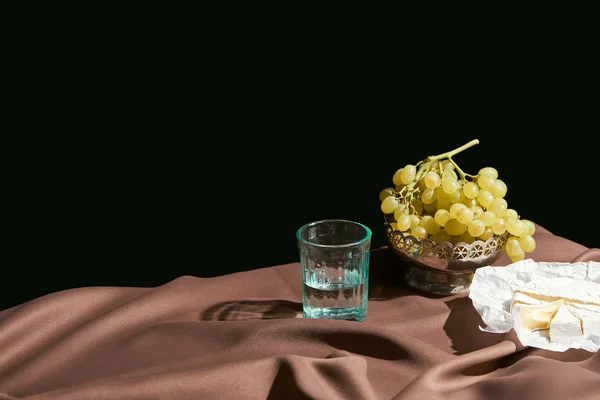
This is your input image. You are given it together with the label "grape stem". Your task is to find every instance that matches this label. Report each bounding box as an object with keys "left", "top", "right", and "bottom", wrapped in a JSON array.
[
  {"left": 402, "top": 139, "right": 480, "bottom": 211},
  {"left": 448, "top": 156, "right": 476, "bottom": 180},
  {"left": 428, "top": 139, "right": 480, "bottom": 162},
  {"left": 409, "top": 139, "right": 479, "bottom": 190}
]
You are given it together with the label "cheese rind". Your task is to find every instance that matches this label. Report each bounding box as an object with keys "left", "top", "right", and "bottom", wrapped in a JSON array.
[
  {"left": 549, "top": 305, "right": 583, "bottom": 342},
  {"left": 513, "top": 288, "right": 600, "bottom": 308},
  {"left": 510, "top": 291, "right": 545, "bottom": 312}
]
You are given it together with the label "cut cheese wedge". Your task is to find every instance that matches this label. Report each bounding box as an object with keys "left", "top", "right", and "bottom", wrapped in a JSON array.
[
  {"left": 567, "top": 305, "right": 600, "bottom": 336},
  {"left": 549, "top": 305, "right": 583, "bottom": 342},
  {"left": 517, "top": 299, "right": 565, "bottom": 331}
]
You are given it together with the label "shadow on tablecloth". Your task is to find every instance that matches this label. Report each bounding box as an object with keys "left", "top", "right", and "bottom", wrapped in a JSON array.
[
  {"left": 201, "top": 299, "right": 303, "bottom": 321},
  {"left": 443, "top": 297, "right": 507, "bottom": 356},
  {"left": 368, "top": 247, "right": 443, "bottom": 301}
]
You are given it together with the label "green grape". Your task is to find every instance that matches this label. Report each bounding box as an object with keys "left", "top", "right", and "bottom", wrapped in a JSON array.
[
  {"left": 506, "top": 237, "right": 525, "bottom": 262},
  {"left": 522, "top": 220, "right": 536, "bottom": 236},
  {"left": 445, "top": 218, "right": 468, "bottom": 235},
  {"left": 420, "top": 216, "right": 440, "bottom": 235},
  {"left": 390, "top": 223, "right": 398, "bottom": 230},
  {"left": 379, "top": 187, "right": 395, "bottom": 202},
  {"left": 397, "top": 214, "right": 411, "bottom": 231},
  {"left": 463, "top": 182, "right": 479, "bottom": 199},
  {"left": 477, "top": 190, "right": 494, "bottom": 208},
  {"left": 424, "top": 218, "right": 440, "bottom": 235},
  {"left": 449, "top": 236, "right": 461, "bottom": 245},
  {"left": 381, "top": 196, "right": 399, "bottom": 214},
  {"left": 518, "top": 235, "right": 537, "bottom": 252},
  {"left": 491, "top": 218, "right": 507, "bottom": 235},
  {"left": 462, "top": 198, "right": 477, "bottom": 209},
  {"left": 436, "top": 188, "right": 451, "bottom": 208},
  {"left": 424, "top": 171, "right": 441, "bottom": 189},
  {"left": 409, "top": 215, "right": 420, "bottom": 230},
  {"left": 423, "top": 201, "right": 438, "bottom": 215},
  {"left": 477, "top": 211, "right": 496, "bottom": 227},
  {"left": 392, "top": 169, "right": 404, "bottom": 186},
  {"left": 505, "top": 237, "right": 522, "bottom": 257},
  {"left": 394, "top": 204, "right": 408, "bottom": 220},
  {"left": 437, "top": 197, "right": 452, "bottom": 210},
  {"left": 506, "top": 218, "right": 525, "bottom": 236},
  {"left": 401, "top": 165, "right": 416, "bottom": 184},
  {"left": 434, "top": 209, "right": 451, "bottom": 227},
  {"left": 471, "top": 206, "right": 484, "bottom": 218},
  {"left": 448, "top": 189, "right": 462, "bottom": 204},
  {"left": 504, "top": 208, "right": 518, "bottom": 221},
  {"left": 460, "top": 232, "right": 475, "bottom": 244},
  {"left": 419, "top": 215, "right": 433, "bottom": 227},
  {"left": 442, "top": 178, "right": 460, "bottom": 194},
  {"left": 456, "top": 207, "right": 474, "bottom": 224},
  {"left": 443, "top": 169, "right": 458, "bottom": 181},
  {"left": 468, "top": 219, "right": 485, "bottom": 237},
  {"left": 411, "top": 226, "right": 427, "bottom": 240},
  {"left": 412, "top": 199, "right": 423, "bottom": 215},
  {"left": 442, "top": 160, "right": 455, "bottom": 171},
  {"left": 488, "top": 198, "right": 507, "bottom": 218},
  {"left": 495, "top": 198, "right": 508, "bottom": 208},
  {"left": 432, "top": 230, "right": 451, "bottom": 243},
  {"left": 421, "top": 188, "right": 437, "bottom": 204},
  {"left": 478, "top": 167, "right": 498, "bottom": 179},
  {"left": 450, "top": 203, "right": 466, "bottom": 218},
  {"left": 479, "top": 228, "right": 494, "bottom": 241},
  {"left": 491, "top": 179, "right": 507, "bottom": 198},
  {"left": 451, "top": 180, "right": 462, "bottom": 194},
  {"left": 509, "top": 248, "right": 525, "bottom": 262},
  {"left": 477, "top": 175, "right": 496, "bottom": 191}
]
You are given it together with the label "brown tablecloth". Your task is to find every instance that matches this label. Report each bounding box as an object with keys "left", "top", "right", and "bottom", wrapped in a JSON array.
[{"left": 1, "top": 225, "right": 599, "bottom": 399}]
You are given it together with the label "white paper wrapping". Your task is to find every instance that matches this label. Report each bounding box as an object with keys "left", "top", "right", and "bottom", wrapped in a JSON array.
[{"left": 469, "top": 259, "right": 600, "bottom": 352}]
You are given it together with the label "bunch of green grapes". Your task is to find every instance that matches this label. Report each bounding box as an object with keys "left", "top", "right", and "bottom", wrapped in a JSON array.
[{"left": 379, "top": 139, "right": 536, "bottom": 263}]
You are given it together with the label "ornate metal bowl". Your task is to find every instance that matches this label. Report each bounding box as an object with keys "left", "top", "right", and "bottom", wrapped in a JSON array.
[{"left": 383, "top": 216, "right": 509, "bottom": 296}]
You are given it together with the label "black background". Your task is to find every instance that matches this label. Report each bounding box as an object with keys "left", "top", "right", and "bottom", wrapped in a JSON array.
[{"left": 3, "top": 36, "right": 598, "bottom": 312}]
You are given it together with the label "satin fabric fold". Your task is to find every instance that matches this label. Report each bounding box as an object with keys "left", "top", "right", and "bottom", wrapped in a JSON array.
[{"left": 1, "top": 225, "right": 598, "bottom": 399}]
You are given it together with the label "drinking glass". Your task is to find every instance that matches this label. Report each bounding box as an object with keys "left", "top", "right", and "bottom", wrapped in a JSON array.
[{"left": 296, "top": 219, "right": 371, "bottom": 322}]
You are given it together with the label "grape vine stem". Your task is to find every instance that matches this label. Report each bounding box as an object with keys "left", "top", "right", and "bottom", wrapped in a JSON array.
[
  {"left": 408, "top": 139, "right": 479, "bottom": 193},
  {"left": 428, "top": 139, "right": 480, "bottom": 162},
  {"left": 448, "top": 156, "right": 476, "bottom": 180}
]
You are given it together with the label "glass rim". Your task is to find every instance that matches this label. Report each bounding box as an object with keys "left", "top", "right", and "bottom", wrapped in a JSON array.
[{"left": 296, "top": 219, "right": 372, "bottom": 249}]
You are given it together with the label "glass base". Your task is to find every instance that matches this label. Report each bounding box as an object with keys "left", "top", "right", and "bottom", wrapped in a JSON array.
[{"left": 303, "top": 306, "right": 366, "bottom": 322}]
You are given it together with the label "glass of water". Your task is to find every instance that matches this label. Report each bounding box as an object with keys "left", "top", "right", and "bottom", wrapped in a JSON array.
[{"left": 296, "top": 219, "right": 371, "bottom": 322}]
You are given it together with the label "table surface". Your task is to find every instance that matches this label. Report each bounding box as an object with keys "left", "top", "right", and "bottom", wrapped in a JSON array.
[{"left": 1, "top": 225, "right": 599, "bottom": 400}]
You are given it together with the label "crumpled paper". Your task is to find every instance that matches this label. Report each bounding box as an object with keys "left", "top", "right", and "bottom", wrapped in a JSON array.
[{"left": 469, "top": 259, "right": 600, "bottom": 352}]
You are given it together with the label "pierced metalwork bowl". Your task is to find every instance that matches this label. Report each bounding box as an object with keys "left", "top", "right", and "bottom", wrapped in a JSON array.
[{"left": 383, "top": 216, "right": 509, "bottom": 296}]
